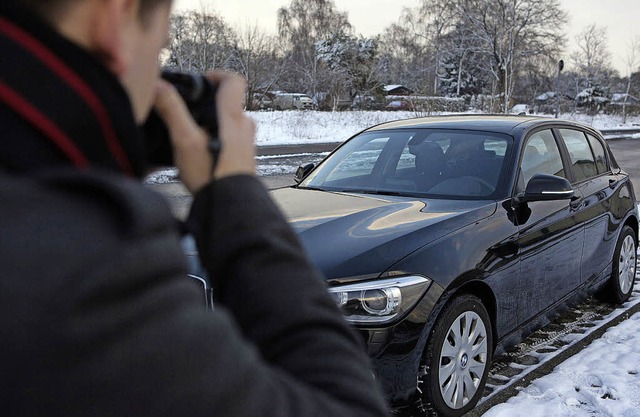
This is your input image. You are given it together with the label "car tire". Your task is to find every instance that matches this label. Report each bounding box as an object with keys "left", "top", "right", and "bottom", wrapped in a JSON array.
[
  {"left": 599, "top": 225, "right": 636, "bottom": 304},
  {"left": 418, "top": 294, "right": 492, "bottom": 417}
]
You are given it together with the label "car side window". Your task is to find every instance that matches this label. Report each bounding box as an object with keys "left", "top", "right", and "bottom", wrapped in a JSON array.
[
  {"left": 586, "top": 133, "right": 608, "bottom": 174},
  {"left": 559, "top": 129, "right": 598, "bottom": 182},
  {"left": 520, "top": 129, "right": 565, "bottom": 186}
]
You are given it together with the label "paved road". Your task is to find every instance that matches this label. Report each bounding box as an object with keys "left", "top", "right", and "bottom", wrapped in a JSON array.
[{"left": 607, "top": 138, "right": 640, "bottom": 193}]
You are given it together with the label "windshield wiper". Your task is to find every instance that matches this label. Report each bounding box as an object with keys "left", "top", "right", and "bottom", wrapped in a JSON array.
[
  {"left": 297, "top": 186, "right": 327, "bottom": 191},
  {"left": 336, "top": 189, "right": 410, "bottom": 197}
]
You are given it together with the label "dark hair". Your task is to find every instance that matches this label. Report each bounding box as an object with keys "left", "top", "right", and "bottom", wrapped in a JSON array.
[{"left": 23, "top": 0, "right": 170, "bottom": 23}]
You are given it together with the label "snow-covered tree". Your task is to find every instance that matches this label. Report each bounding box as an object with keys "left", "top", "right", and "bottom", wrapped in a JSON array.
[
  {"left": 316, "top": 35, "right": 381, "bottom": 108},
  {"left": 379, "top": 0, "right": 567, "bottom": 112},
  {"left": 453, "top": 0, "right": 567, "bottom": 113}
]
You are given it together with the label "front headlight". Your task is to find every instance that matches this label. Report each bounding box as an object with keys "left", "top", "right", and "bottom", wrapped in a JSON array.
[{"left": 328, "top": 276, "right": 431, "bottom": 324}]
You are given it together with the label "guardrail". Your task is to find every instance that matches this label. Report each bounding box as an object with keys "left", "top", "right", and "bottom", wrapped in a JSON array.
[{"left": 600, "top": 128, "right": 640, "bottom": 138}]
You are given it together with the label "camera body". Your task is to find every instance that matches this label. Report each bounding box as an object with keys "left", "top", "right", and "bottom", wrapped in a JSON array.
[{"left": 143, "top": 71, "right": 219, "bottom": 167}]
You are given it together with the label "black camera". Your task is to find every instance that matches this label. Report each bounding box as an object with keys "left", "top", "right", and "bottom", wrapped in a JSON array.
[{"left": 142, "top": 71, "right": 220, "bottom": 167}]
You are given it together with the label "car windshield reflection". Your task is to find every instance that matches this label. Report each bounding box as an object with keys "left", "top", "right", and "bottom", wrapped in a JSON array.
[{"left": 299, "top": 129, "right": 513, "bottom": 200}]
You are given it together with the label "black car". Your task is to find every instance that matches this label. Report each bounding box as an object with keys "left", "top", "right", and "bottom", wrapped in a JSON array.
[{"left": 269, "top": 115, "right": 638, "bottom": 416}]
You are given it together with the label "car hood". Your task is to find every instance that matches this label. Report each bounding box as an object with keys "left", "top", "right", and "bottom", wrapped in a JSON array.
[{"left": 271, "top": 187, "right": 497, "bottom": 279}]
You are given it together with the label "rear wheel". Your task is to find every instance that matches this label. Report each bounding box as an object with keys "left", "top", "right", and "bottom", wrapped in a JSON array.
[
  {"left": 418, "top": 294, "right": 492, "bottom": 416},
  {"left": 599, "top": 225, "right": 636, "bottom": 303}
]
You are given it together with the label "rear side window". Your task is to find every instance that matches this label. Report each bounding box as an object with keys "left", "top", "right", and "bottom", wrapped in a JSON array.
[
  {"left": 559, "top": 129, "right": 597, "bottom": 182},
  {"left": 586, "top": 134, "right": 608, "bottom": 174}
]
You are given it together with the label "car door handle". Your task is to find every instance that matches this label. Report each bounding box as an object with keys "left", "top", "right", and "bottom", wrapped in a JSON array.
[
  {"left": 569, "top": 198, "right": 584, "bottom": 211},
  {"left": 609, "top": 179, "right": 618, "bottom": 189}
]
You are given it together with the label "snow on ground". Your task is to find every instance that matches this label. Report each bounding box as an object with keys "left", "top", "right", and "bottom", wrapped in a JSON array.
[
  {"left": 252, "top": 110, "right": 407, "bottom": 145},
  {"left": 251, "top": 110, "right": 640, "bottom": 147},
  {"left": 483, "top": 311, "right": 640, "bottom": 417}
]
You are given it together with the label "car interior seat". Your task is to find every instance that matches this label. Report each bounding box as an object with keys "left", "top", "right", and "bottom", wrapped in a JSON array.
[{"left": 409, "top": 141, "right": 446, "bottom": 191}]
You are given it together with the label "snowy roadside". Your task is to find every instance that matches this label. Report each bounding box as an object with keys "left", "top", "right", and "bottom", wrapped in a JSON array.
[{"left": 482, "top": 309, "right": 640, "bottom": 416}]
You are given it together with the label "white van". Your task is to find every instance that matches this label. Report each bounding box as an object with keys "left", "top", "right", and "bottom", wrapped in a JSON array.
[{"left": 273, "top": 93, "right": 314, "bottom": 110}]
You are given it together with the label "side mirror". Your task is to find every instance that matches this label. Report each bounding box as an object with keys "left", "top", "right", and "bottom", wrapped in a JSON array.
[
  {"left": 515, "top": 173, "right": 574, "bottom": 204},
  {"left": 294, "top": 163, "right": 315, "bottom": 183}
]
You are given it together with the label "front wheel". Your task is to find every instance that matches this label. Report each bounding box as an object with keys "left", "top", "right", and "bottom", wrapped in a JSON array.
[
  {"left": 418, "top": 294, "right": 492, "bottom": 416},
  {"left": 599, "top": 225, "right": 637, "bottom": 304}
]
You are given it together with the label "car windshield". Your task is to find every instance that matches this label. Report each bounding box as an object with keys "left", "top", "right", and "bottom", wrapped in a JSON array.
[{"left": 299, "top": 129, "right": 513, "bottom": 200}]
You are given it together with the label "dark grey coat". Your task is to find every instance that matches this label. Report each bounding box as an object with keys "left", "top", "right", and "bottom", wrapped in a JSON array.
[{"left": 0, "top": 2, "right": 388, "bottom": 415}]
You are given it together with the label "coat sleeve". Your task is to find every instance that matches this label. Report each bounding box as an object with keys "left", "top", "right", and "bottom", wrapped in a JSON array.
[
  {"left": 1, "top": 172, "right": 389, "bottom": 417},
  {"left": 184, "top": 175, "right": 390, "bottom": 417}
]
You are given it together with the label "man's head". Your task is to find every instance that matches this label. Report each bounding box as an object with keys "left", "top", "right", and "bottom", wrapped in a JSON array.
[
  {"left": 24, "top": 0, "right": 173, "bottom": 123},
  {"left": 23, "top": 0, "right": 168, "bottom": 18}
]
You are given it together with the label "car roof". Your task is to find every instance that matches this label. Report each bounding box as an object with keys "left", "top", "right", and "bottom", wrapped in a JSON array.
[{"left": 365, "top": 114, "right": 599, "bottom": 137}]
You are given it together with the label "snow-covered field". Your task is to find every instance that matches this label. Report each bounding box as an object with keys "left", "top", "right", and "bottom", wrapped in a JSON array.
[{"left": 251, "top": 110, "right": 640, "bottom": 146}]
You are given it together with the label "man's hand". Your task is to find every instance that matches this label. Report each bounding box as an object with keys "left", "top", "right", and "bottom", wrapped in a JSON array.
[{"left": 153, "top": 71, "right": 256, "bottom": 194}]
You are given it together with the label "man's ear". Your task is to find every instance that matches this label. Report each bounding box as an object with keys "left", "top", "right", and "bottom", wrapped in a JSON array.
[{"left": 90, "top": 0, "right": 139, "bottom": 75}]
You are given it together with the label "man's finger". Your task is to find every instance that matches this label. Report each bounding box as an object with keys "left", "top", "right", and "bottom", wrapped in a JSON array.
[{"left": 153, "top": 80, "right": 203, "bottom": 141}]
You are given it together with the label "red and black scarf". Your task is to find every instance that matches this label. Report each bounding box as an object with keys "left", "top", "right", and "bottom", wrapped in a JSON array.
[{"left": 0, "top": 1, "right": 147, "bottom": 177}]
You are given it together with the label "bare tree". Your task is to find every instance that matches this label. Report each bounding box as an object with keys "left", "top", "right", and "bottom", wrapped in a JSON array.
[
  {"left": 571, "top": 24, "right": 614, "bottom": 87},
  {"left": 454, "top": 0, "right": 567, "bottom": 112},
  {"left": 570, "top": 24, "right": 618, "bottom": 113},
  {"left": 415, "top": 0, "right": 457, "bottom": 94},
  {"left": 229, "top": 24, "right": 288, "bottom": 110},
  {"left": 378, "top": 7, "right": 433, "bottom": 92},
  {"left": 621, "top": 36, "right": 640, "bottom": 123},
  {"left": 166, "top": 9, "right": 236, "bottom": 72},
  {"left": 438, "top": 19, "right": 489, "bottom": 97},
  {"left": 277, "top": 0, "right": 352, "bottom": 96},
  {"left": 380, "top": 0, "right": 566, "bottom": 112}
]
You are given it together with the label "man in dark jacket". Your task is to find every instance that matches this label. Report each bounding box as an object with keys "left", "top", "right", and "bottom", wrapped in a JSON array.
[{"left": 0, "top": 0, "right": 389, "bottom": 415}]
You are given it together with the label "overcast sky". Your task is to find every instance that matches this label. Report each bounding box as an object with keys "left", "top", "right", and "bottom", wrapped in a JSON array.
[{"left": 173, "top": 0, "right": 639, "bottom": 75}]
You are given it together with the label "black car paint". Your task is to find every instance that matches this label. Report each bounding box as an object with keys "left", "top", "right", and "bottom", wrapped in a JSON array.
[
  {"left": 270, "top": 116, "right": 638, "bottom": 407},
  {"left": 273, "top": 188, "right": 498, "bottom": 280}
]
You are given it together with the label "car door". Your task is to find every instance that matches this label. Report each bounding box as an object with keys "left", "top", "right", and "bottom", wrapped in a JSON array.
[
  {"left": 556, "top": 128, "right": 617, "bottom": 286},
  {"left": 514, "top": 128, "right": 585, "bottom": 325}
]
